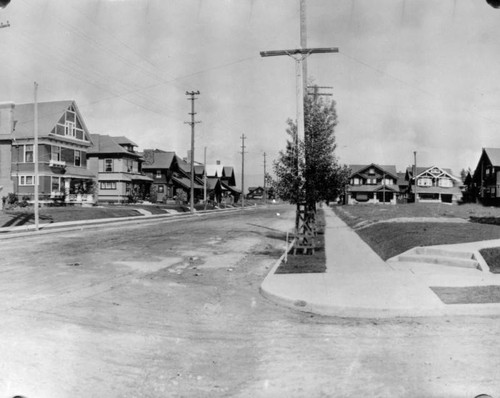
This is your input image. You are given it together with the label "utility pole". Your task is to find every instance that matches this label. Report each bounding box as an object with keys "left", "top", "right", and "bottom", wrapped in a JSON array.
[
  {"left": 184, "top": 90, "right": 201, "bottom": 213},
  {"left": 240, "top": 134, "right": 247, "bottom": 209},
  {"left": 263, "top": 152, "right": 267, "bottom": 203},
  {"left": 203, "top": 146, "right": 207, "bottom": 207},
  {"left": 34, "top": 82, "right": 39, "bottom": 231},
  {"left": 414, "top": 151, "right": 418, "bottom": 203},
  {"left": 260, "top": 0, "right": 338, "bottom": 254}
]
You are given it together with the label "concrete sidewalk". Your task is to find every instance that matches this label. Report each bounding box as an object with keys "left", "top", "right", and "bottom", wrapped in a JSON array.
[{"left": 260, "top": 207, "right": 500, "bottom": 318}]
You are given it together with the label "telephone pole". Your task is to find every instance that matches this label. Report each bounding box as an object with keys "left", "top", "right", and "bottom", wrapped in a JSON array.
[
  {"left": 260, "top": 0, "right": 338, "bottom": 253},
  {"left": 34, "top": 82, "right": 39, "bottom": 231},
  {"left": 240, "top": 134, "right": 247, "bottom": 209},
  {"left": 185, "top": 91, "right": 201, "bottom": 213},
  {"left": 263, "top": 152, "right": 267, "bottom": 203}
]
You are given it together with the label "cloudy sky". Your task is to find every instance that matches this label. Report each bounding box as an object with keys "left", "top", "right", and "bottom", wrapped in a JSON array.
[{"left": 1, "top": 0, "right": 499, "bottom": 187}]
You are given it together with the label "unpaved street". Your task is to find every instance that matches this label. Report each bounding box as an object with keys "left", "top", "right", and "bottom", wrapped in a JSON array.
[{"left": 1, "top": 205, "right": 500, "bottom": 398}]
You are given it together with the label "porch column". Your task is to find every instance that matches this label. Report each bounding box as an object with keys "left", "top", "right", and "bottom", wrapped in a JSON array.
[{"left": 64, "top": 179, "right": 70, "bottom": 203}]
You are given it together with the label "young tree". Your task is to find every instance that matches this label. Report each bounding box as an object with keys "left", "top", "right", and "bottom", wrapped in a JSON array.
[{"left": 273, "top": 86, "right": 347, "bottom": 204}]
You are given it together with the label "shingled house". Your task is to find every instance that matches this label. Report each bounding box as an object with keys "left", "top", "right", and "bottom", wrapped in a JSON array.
[
  {"left": 0, "top": 100, "right": 97, "bottom": 206},
  {"left": 406, "top": 166, "right": 462, "bottom": 203},
  {"left": 87, "top": 134, "right": 153, "bottom": 203},
  {"left": 346, "top": 164, "right": 401, "bottom": 204}
]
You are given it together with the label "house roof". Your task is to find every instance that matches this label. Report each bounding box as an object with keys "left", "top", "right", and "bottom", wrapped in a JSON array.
[
  {"left": 141, "top": 149, "right": 176, "bottom": 169},
  {"left": 206, "top": 164, "right": 224, "bottom": 177},
  {"left": 172, "top": 174, "right": 203, "bottom": 190},
  {"left": 483, "top": 148, "right": 500, "bottom": 167},
  {"left": 406, "top": 166, "right": 460, "bottom": 181},
  {"left": 347, "top": 184, "right": 400, "bottom": 193},
  {"left": 88, "top": 134, "right": 140, "bottom": 157},
  {"left": 414, "top": 186, "right": 462, "bottom": 195},
  {"left": 113, "top": 136, "right": 137, "bottom": 147},
  {"left": 221, "top": 181, "right": 241, "bottom": 194},
  {"left": 206, "top": 177, "right": 221, "bottom": 190},
  {"left": 13, "top": 100, "right": 91, "bottom": 144},
  {"left": 349, "top": 164, "right": 398, "bottom": 179},
  {"left": 223, "top": 166, "right": 234, "bottom": 178}
]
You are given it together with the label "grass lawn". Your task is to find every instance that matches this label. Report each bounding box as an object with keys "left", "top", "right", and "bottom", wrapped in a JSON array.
[
  {"left": 430, "top": 285, "right": 500, "bottom": 304},
  {"left": 275, "top": 209, "right": 326, "bottom": 274},
  {"left": 335, "top": 202, "right": 500, "bottom": 228},
  {"left": 333, "top": 203, "right": 500, "bottom": 261},
  {"left": 479, "top": 247, "right": 500, "bottom": 273}
]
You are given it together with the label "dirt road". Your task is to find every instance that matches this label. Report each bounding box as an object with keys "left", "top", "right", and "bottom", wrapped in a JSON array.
[{"left": 0, "top": 205, "right": 499, "bottom": 398}]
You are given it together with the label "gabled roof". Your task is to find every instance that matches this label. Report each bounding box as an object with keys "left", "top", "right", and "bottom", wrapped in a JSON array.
[
  {"left": 483, "top": 148, "right": 500, "bottom": 167},
  {"left": 113, "top": 136, "right": 137, "bottom": 147},
  {"left": 406, "top": 166, "right": 460, "bottom": 181},
  {"left": 223, "top": 166, "right": 234, "bottom": 178},
  {"left": 141, "top": 149, "right": 176, "bottom": 169},
  {"left": 349, "top": 164, "right": 398, "bottom": 179},
  {"left": 194, "top": 165, "right": 205, "bottom": 176},
  {"left": 206, "top": 164, "right": 224, "bottom": 177},
  {"left": 88, "top": 134, "right": 140, "bottom": 157},
  {"left": 13, "top": 100, "right": 91, "bottom": 143}
]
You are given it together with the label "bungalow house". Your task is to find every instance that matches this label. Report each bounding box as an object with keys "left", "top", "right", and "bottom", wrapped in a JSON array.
[
  {"left": 471, "top": 148, "right": 500, "bottom": 205},
  {"left": 346, "top": 164, "right": 401, "bottom": 205},
  {"left": 141, "top": 149, "right": 204, "bottom": 203},
  {"left": 87, "top": 134, "right": 153, "bottom": 203},
  {"left": 0, "top": 100, "right": 97, "bottom": 206},
  {"left": 406, "top": 166, "right": 462, "bottom": 203},
  {"left": 247, "top": 186, "right": 275, "bottom": 200},
  {"left": 205, "top": 161, "right": 241, "bottom": 203}
]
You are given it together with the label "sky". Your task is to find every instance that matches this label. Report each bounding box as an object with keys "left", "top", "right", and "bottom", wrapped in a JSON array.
[{"left": 1, "top": 0, "right": 500, "bottom": 188}]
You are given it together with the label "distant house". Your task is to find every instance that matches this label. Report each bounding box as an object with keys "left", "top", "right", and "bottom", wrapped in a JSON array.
[
  {"left": 247, "top": 186, "right": 274, "bottom": 200},
  {"left": 346, "top": 164, "right": 401, "bottom": 205},
  {"left": 205, "top": 161, "right": 241, "bottom": 203},
  {"left": 471, "top": 148, "right": 500, "bottom": 205},
  {"left": 87, "top": 134, "right": 153, "bottom": 203},
  {"left": 406, "top": 166, "right": 462, "bottom": 204},
  {"left": 0, "top": 100, "right": 97, "bottom": 206}
]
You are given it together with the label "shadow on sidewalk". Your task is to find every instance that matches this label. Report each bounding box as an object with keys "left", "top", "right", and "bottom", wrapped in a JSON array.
[{"left": 1, "top": 213, "right": 53, "bottom": 228}]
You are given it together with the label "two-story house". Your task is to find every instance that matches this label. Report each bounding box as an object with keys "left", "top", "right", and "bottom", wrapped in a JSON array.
[
  {"left": 346, "top": 164, "right": 400, "bottom": 205},
  {"left": 0, "top": 100, "right": 97, "bottom": 206},
  {"left": 205, "top": 161, "right": 240, "bottom": 203},
  {"left": 471, "top": 148, "right": 500, "bottom": 205},
  {"left": 406, "top": 166, "right": 462, "bottom": 203},
  {"left": 87, "top": 134, "right": 153, "bottom": 203}
]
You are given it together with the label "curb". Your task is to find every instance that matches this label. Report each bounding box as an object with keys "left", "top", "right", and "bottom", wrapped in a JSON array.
[{"left": 0, "top": 206, "right": 251, "bottom": 240}]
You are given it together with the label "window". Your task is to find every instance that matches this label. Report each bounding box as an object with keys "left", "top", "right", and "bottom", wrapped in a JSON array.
[
  {"left": 125, "top": 158, "right": 133, "bottom": 172},
  {"left": 126, "top": 183, "right": 131, "bottom": 194},
  {"left": 65, "top": 121, "right": 76, "bottom": 137},
  {"left": 418, "top": 178, "right": 432, "bottom": 187},
  {"left": 51, "top": 146, "right": 61, "bottom": 161},
  {"left": 19, "top": 175, "right": 34, "bottom": 186},
  {"left": 156, "top": 170, "right": 162, "bottom": 179},
  {"left": 24, "top": 145, "right": 33, "bottom": 162},
  {"left": 158, "top": 185, "right": 165, "bottom": 193},
  {"left": 105, "top": 159, "right": 113, "bottom": 172},
  {"left": 51, "top": 177, "right": 61, "bottom": 194},
  {"left": 100, "top": 182, "right": 116, "bottom": 190},
  {"left": 368, "top": 168, "right": 375, "bottom": 175},
  {"left": 74, "top": 150, "right": 81, "bottom": 167},
  {"left": 438, "top": 178, "right": 452, "bottom": 188}
]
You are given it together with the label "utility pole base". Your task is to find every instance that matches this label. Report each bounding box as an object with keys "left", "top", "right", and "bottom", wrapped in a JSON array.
[{"left": 293, "top": 202, "right": 317, "bottom": 255}]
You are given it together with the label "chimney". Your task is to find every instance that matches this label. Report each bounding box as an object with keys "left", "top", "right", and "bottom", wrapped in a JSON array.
[{"left": 216, "top": 160, "right": 221, "bottom": 165}]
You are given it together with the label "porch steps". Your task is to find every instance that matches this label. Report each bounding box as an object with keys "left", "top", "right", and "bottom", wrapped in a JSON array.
[{"left": 395, "top": 247, "right": 481, "bottom": 270}]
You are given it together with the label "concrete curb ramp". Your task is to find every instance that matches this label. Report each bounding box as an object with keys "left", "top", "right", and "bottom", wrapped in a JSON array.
[{"left": 260, "top": 207, "right": 500, "bottom": 318}]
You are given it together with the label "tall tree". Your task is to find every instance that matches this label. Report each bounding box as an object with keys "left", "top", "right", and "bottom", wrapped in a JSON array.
[{"left": 273, "top": 86, "right": 346, "bottom": 204}]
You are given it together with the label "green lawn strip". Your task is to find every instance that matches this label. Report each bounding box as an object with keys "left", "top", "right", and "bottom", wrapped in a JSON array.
[
  {"left": 479, "top": 247, "right": 500, "bottom": 273},
  {"left": 332, "top": 203, "right": 500, "bottom": 224},
  {"left": 275, "top": 209, "right": 326, "bottom": 274},
  {"left": 430, "top": 285, "right": 500, "bottom": 304},
  {"left": 354, "top": 222, "right": 500, "bottom": 261}
]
